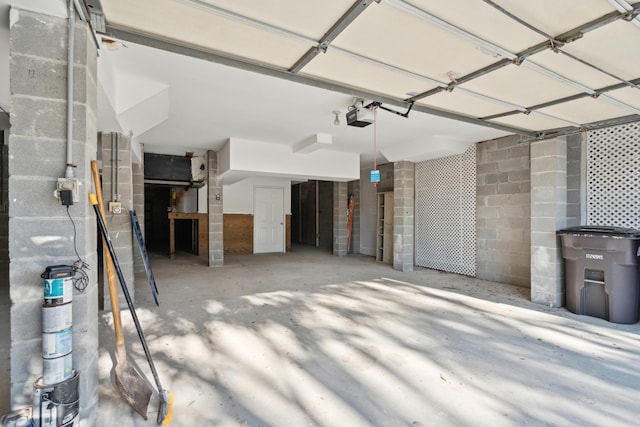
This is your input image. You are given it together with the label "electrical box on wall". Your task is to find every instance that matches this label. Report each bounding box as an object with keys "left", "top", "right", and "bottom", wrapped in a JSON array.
[
  {"left": 108, "top": 201, "right": 122, "bottom": 214},
  {"left": 55, "top": 178, "right": 79, "bottom": 204}
]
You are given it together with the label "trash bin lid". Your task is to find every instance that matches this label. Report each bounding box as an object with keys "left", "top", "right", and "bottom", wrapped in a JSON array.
[{"left": 556, "top": 225, "right": 640, "bottom": 238}]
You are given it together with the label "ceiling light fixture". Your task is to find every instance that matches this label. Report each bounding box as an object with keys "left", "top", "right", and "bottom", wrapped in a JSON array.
[{"left": 333, "top": 110, "right": 341, "bottom": 126}]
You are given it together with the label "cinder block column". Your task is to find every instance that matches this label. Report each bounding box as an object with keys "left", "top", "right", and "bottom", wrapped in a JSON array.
[
  {"left": 530, "top": 137, "right": 567, "bottom": 307},
  {"left": 566, "top": 133, "right": 585, "bottom": 226},
  {"left": 99, "top": 132, "right": 134, "bottom": 310},
  {"left": 9, "top": 8, "right": 98, "bottom": 424},
  {"left": 1, "top": 139, "right": 7, "bottom": 287},
  {"left": 333, "top": 181, "right": 348, "bottom": 256},
  {"left": 207, "top": 150, "right": 223, "bottom": 266},
  {"left": 393, "top": 161, "right": 414, "bottom": 272},
  {"left": 132, "top": 144, "right": 145, "bottom": 273}
]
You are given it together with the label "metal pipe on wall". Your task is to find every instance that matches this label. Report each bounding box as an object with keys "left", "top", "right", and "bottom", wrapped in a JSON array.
[
  {"left": 110, "top": 133, "right": 120, "bottom": 202},
  {"left": 65, "top": 0, "right": 75, "bottom": 179}
]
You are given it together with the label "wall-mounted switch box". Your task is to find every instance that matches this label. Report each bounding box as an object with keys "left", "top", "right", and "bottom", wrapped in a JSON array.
[
  {"left": 55, "top": 178, "right": 79, "bottom": 204},
  {"left": 108, "top": 201, "right": 122, "bottom": 214}
]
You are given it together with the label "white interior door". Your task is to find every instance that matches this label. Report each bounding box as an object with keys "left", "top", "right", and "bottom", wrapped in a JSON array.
[{"left": 254, "top": 187, "right": 285, "bottom": 253}]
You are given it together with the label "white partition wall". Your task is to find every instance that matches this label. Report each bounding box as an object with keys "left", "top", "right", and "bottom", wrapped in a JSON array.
[
  {"left": 587, "top": 123, "right": 640, "bottom": 229},
  {"left": 415, "top": 145, "right": 477, "bottom": 276}
]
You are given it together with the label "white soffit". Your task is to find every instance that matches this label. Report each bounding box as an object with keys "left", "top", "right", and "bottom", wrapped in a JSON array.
[
  {"left": 563, "top": 20, "right": 640, "bottom": 81},
  {"left": 538, "top": 97, "right": 635, "bottom": 124},
  {"left": 418, "top": 90, "right": 513, "bottom": 118},
  {"left": 222, "top": 138, "right": 360, "bottom": 183},
  {"left": 301, "top": 50, "right": 439, "bottom": 100},
  {"left": 382, "top": 137, "right": 473, "bottom": 163},
  {"left": 461, "top": 65, "right": 581, "bottom": 107},
  {"left": 331, "top": 2, "right": 499, "bottom": 82},
  {"left": 100, "top": 0, "right": 310, "bottom": 69},
  {"left": 404, "top": 0, "right": 543, "bottom": 53}
]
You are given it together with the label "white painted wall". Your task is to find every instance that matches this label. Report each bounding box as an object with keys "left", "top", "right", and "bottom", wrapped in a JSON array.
[
  {"left": 172, "top": 186, "right": 197, "bottom": 212},
  {"left": 219, "top": 140, "right": 230, "bottom": 174},
  {"left": 223, "top": 176, "right": 292, "bottom": 215},
  {"left": 198, "top": 184, "right": 207, "bottom": 213}
]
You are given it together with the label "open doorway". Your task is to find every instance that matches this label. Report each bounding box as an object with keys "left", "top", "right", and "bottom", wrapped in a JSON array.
[
  {"left": 291, "top": 180, "right": 333, "bottom": 251},
  {"left": 144, "top": 184, "right": 200, "bottom": 255}
]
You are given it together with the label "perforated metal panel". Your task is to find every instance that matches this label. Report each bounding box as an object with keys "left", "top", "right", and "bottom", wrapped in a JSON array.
[
  {"left": 415, "top": 145, "right": 476, "bottom": 276},
  {"left": 587, "top": 123, "right": 640, "bottom": 229}
]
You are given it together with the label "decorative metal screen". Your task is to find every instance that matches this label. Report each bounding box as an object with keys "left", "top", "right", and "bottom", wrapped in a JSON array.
[
  {"left": 587, "top": 123, "right": 640, "bottom": 229},
  {"left": 415, "top": 145, "right": 476, "bottom": 276}
]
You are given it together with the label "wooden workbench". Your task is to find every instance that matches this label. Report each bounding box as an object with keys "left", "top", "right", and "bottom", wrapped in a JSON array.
[{"left": 168, "top": 212, "right": 208, "bottom": 257}]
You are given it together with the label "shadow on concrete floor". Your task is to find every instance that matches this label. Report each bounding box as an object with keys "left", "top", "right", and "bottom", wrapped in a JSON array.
[{"left": 95, "top": 247, "right": 640, "bottom": 426}]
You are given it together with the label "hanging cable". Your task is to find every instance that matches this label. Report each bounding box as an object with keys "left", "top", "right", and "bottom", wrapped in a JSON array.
[
  {"left": 373, "top": 107, "right": 378, "bottom": 172},
  {"left": 66, "top": 206, "right": 89, "bottom": 292}
]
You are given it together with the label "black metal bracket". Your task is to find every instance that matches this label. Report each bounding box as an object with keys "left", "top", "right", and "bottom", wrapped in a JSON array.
[{"left": 364, "top": 101, "right": 414, "bottom": 118}]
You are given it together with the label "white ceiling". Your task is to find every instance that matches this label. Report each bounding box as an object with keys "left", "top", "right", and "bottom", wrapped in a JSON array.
[
  {"left": 2, "top": 0, "right": 640, "bottom": 169},
  {"left": 97, "top": 39, "right": 508, "bottom": 163}
]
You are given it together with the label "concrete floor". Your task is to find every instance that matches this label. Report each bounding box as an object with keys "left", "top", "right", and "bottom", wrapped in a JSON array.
[{"left": 94, "top": 246, "right": 640, "bottom": 427}]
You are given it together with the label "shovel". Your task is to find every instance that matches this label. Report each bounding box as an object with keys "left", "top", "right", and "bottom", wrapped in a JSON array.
[
  {"left": 91, "top": 161, "right": 153, "bottom": 420},
  {"left": 89, "top": 188, "right": 173, "bottom": 425}
]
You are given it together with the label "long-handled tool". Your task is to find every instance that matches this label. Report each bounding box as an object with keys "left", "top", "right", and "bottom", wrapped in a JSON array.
[
  {"left": 91, "top": 161, "right": 153, "bottom": 420},
  {"left": 90, "top": 162, "right": 172, "bottom": 425},
  {"left": 90, "top": 192, "right": 173, "bottom": 425}
]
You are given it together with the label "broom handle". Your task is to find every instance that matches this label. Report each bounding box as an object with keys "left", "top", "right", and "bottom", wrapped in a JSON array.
[
  {"left": 90, "top": 194, "right": 164, "bottom": 395},
  {"left": 91, "top": 161, "right": 126, "bottom": 355}
]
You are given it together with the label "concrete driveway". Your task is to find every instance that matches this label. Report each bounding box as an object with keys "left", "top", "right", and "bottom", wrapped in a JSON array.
[{"left": 97, "top": 247, "right": 640, "bottom": 427}]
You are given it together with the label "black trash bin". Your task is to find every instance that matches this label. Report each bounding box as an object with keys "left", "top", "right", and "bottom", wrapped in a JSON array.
[{"left": 557, "top": 225, "right": 640, "bottom": 324}]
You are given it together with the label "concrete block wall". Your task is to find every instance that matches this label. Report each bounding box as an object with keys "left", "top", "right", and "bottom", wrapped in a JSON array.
[
  {"left": 393, "top": 161, "right": 414, "bottom": 272},
  {"left": 476, "top": 135, "right": 531, "bottom": 286},
  {"left": 99, "top": 132, "right": 135, "bottom": 309},
  {"left": 566, "top": 133, "right": 584, "bottom": 226},
  {"left": 132, "top": 151, "right": 145, "bottom": 273},
  {"left": 8, "top": 9, "right": 99, "bottom": 423},
  {"left": 207, "top": 150, "right": 224, "bottom": 266},
  {"left": 0, "top": 133, "right": 8, "bottom": 412},
  {"left": 530, "top": 137, "right": 567, "bottom": 307},
  {"left": 333, "top": 181, "right": 348, "bottom": 256},
  {"left": 1, "top": 137, "right": 7, "bottom": 288}
]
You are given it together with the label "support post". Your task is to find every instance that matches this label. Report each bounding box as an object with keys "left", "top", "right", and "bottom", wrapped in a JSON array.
[
  {"left": 393, "top": 161, "right": 415, "bottom": 272},
  {"left": 333, "top": 181, "right": 348, "bottom": 256},
  {"left": 530, "top": 137, "right": 567, "bottom": 307},
  {"left": 207, "top": 150, "right": 224, "bottom": 266}
]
